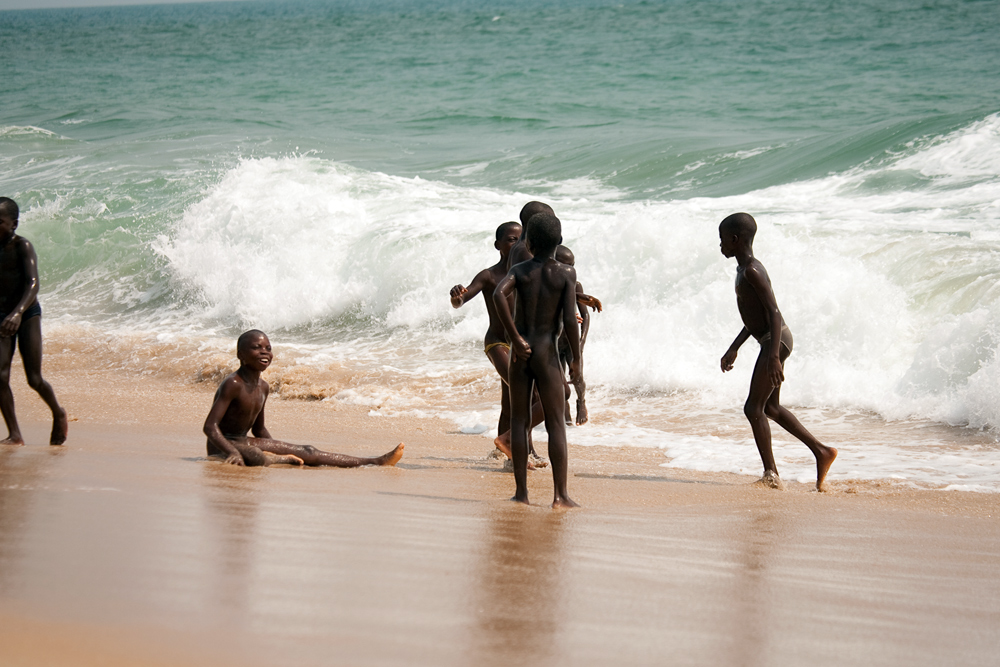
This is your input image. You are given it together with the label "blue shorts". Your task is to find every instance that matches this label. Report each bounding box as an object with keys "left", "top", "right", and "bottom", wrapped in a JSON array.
[{"left": 1, "top": 302, "right": 42, "bottom": 332}]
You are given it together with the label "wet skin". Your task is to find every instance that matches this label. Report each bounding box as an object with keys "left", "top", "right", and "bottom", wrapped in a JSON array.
[
  {"left": 719, "top": 221, "right": 837, "bottom": 490},
  {"left": 0, "top": 209, "right": 67, "bottom": 446},
  {"left": 203, "top": 332, "right": 403, "bottom": 468},
  {"left": 495, "top": 242, "right": 581, "bottom": 508}
]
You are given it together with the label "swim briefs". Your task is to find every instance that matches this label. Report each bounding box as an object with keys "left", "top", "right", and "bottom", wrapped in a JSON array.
[{"left": 757, "top": 324, "right": 793, "bottom": 355}]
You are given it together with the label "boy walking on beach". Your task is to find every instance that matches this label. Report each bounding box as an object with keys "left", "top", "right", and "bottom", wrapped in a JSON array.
[
  {"left": 450, "top": 222, "right": 546, "bottom": 465},
  {"left": 494, "top": 213, "right": 580, "bottom": 508},
  {"left": 718, "top": 212, "right": 837, "bottom": 490},
  {"left": 0, "top": 198, "right": 68, "bottom": 446},
  {"left": 204, "top": 330, "right": 404, "bottom": 467}
]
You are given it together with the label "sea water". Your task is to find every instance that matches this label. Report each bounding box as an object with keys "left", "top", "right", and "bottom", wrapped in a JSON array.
[{"left": 2, "top": 0, "right": 1000, "bottom": 489}]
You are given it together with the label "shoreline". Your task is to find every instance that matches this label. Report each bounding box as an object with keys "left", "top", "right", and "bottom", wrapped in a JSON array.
[{"left": 1, "top": 364, "right": 998, "bottom": 666}]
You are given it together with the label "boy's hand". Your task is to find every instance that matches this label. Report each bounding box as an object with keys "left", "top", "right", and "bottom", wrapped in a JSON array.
[
  {"left": 0, "top": 313, "right": 21, "bottom": 337},
  {"left": 225, "top": 452, "right": 245, "bottom": 466},
  {"left": 449, "top": 285, "right": 467, "bottom": 308},
  {"left": 511, "top": 335, "right": 531, "bottom": 361},
  {"left": 767, "top": 354, "right": 784, "bottom": 387},
  {"left": 577, "top": 294, "right": 602, "bottom": 312},
  {"left": 721, "top": 348, "right": 738, "bottom": 372}
]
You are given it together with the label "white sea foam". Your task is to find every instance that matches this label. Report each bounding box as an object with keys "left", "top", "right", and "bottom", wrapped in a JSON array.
[{"left": 140, "top": 114, "right": 1000, "bottom": 489}]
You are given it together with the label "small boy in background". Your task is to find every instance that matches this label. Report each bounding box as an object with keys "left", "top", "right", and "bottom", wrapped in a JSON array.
[
  {"left": 555, "top": 245, "right": 590, "bottom": 425},
  {"left": 494, "top": 213, "right": 580, "bottom": 508}
]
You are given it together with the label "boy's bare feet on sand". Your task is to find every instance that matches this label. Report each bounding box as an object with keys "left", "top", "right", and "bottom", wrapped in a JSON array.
[
  {"left": 755, "top": 469, "right": 785, "bottom": 490},
  {"left": 263, "top": 451, "right": 304, "bottom": 466},
  {"left": 552, "top": 495, "right": 580, "bottom": 509},
  {"left": 50, "top": 408, "right": 68, "bottom": 445},
  {"left": 575, "top": 399, "right": 588, "bottom": 425},
  {"left": 494, "top": 436, "right": 537, "bottom": 470},
  {"left": 1, "top": 436, "right": 24, "bottom": 446},
  {"left": 528, "top": 452, "right": 549, "bottom": 469},
  {"left": 377, "top": 443, "right": 405, "bottom": 466},
  {"left": 816, "top": 446, "right": 838, "bottom": 491}
]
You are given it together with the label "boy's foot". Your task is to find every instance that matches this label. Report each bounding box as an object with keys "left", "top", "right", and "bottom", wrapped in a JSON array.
[
  {"left": 528, "top": 452, "right": 549, "bottom": 469},
  {"left": 755, "top": 470, "right": 784, "bottom": 490},
  {"left": 510, "top": 491, "right": 530, "bottom": 505},
  {"left": 378, "top": 443, "right": 405, "bottom": 466},
  {"left": 262, "top": 452, "right": 304, "bottom": 466},
  {"left": 1, "top": 436, "right": 25, "bottom": 446},
  {"left": 575, "top": 399, "right": 588, "bottom": 425},
  {"left": 552, "top": 495, "right": 579, "bottom": 509},
  {"left": 50, "top": 408, "right": 68, "bottom": 445},
  {"left": 495, "top": 437, "right": 537, "bottom": 470},
  {"left": 816, "top": 446, "right": 838, "bottom": 491}
]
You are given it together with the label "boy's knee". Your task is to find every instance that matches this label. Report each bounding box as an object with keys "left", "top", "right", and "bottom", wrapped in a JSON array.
[
  {"left": 743, "top": 402, "right": 765, "bottom": 421},
  {"left": 25, "top": 372, "right": 45, "bottom": 391}
]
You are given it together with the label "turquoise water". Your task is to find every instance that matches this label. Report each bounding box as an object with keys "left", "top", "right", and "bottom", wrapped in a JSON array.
[{"left": 2, "top": 0, "right": 1000, "bottom": 487}]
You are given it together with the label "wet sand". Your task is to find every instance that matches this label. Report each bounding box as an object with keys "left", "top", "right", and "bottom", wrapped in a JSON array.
[{"left": 1, "top": 366, "right": 999, "bottom": 666}]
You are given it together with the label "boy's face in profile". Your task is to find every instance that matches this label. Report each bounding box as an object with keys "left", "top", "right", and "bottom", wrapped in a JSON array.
[
  {"left": 238, "top": 333, "right": 273, "bottom": 372},
  {"left": 0, "top": 212, "right": 17, "bottom": 245},
  {"left": 719, "top": 227, "right": 738, "bottom": 258},
  {"left": 495, "top": 225, "right": 521, "bottom": 255}
]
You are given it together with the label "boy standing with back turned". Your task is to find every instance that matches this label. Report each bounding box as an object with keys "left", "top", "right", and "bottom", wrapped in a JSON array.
[
  {"left": 0, "top": 197, "right": 68, "bottom": 446},
  {"left": 494, "top": 213, "right": 580, "bottom": 508},
  {"left": 719, "top": 212, "right": 837, "bottom": 490}
]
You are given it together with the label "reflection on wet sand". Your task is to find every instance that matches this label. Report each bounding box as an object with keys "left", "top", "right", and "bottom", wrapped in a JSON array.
[
  {"left": 0, "top": 447, "right": 65, "bottom": 598},
  {"left": 199, "top": 463, "right": 263, "bottom": 627},
  {"left": 466, "top": 506, "right": 568, "bottom": 664},
  {"left": 721, "top": 509, "right": 787, "bottom": 667}
]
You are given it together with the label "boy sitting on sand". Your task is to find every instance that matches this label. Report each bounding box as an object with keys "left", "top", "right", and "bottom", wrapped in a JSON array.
[
  {"left": 718, "top": 212, "right": 837, "bottom": 490},
  {"left": 0, "top": 197, "right": 68, "bottom": 446},
  {"left": 204, "top": 330, "right": 403, "bottom": 467},
  {"left": 494, "top": 213, "right": 580, "bottom": 508},
  {"left": 449, "top": 221, "right": 547, "bottom": 467}
]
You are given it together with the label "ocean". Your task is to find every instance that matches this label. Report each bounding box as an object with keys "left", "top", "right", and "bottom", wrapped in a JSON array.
[{"left": 2, "top": 0, "right": 1000, "bottom": 489}]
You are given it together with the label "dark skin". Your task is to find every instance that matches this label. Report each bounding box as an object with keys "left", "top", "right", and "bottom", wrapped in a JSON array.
[
  {"left": 555, "top": 247, "right": 591, "bottom": 425},
  {"left": 494, "top": 238, "right": 580, "bottom": 508},
  {"left": 203, "top": 332, "right": 404, "bottom": 467},
  {"left": 0, "top": 208, "right": 68, "bottom": 446},
  {"left": 719, "top": 219, "right": 837, "bottom": 491},
  {"left": 449, "top": 223, "right": 546, "bottom": 464}
]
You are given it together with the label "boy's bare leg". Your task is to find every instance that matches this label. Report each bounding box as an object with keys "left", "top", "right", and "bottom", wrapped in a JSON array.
[
  {"left": 0, "top": 335, "right": 23, "bottom": 445},
  {"left": 506, "top": 356, "right": 536, "bottom": 504},
  {"left": 489, "top": 345, "right": 545, "bottom": 468},
  {"left": 764, "top": 385, "right": 838, "bottom": 490},
  {"left": 533, "top": 356, "right": 578, "bottom": 509},
  {"left": 249, "top": 438, "right": 404, "bottom": 467},
  {"left": 744, "top": 348, "right": 782, "bottom": 488},
  {"left": 747, "top": 346, "right": 838, "bottom": 490},
  {"left": 18, "top": 318, "right": 68, "bottom": 445}
]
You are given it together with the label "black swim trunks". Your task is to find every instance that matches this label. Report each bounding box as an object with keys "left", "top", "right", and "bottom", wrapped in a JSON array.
[{"left": 0, "top": 301, "right": 42, "bottom": 331}]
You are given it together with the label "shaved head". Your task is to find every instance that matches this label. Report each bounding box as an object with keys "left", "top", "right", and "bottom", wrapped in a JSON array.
[{"left": 720, "top": 212, "right": 757, "bottom": 242}]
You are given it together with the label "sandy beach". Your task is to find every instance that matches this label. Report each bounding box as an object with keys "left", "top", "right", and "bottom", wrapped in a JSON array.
[{"left": 1, "top": 356, "right": 999, "bottom": 667}]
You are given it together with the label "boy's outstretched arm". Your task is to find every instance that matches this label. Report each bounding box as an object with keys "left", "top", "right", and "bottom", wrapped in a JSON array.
[
  {"left": 450, "top": 269, "right": 489, "bottom": 308},
  {"left": 721, "top": 328, "right": 750, "bottom": 372},
  {"left": 494, "top": 273, "right": 530, "bottom": 360},
  {"left": 203, "top": 381, "right": 246, "bottom": 466},
  {"left": 0, "top": 239, "right": 40, "bottom": 337},
  {"left": 744, "top": 264, "right": 785, "bottom": 386}
]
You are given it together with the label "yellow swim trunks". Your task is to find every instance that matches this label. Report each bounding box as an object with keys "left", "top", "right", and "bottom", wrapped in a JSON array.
[{"left": 484, "top": 341, "right": 510, "bottom": 355}]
